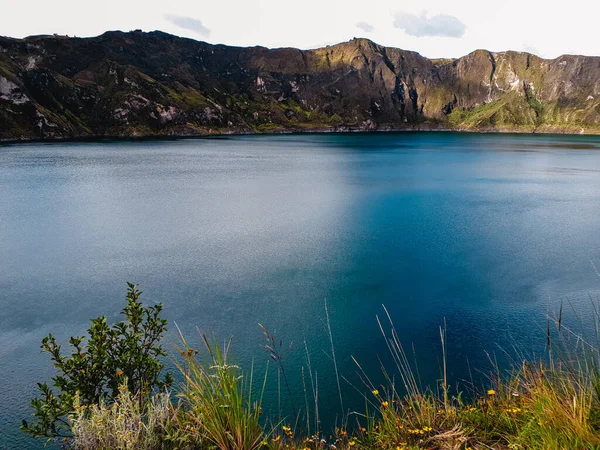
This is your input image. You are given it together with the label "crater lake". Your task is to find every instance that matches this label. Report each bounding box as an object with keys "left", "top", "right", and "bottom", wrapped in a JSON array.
[{"left": 2, "top": 132, "right": 600, "bottom": 448}]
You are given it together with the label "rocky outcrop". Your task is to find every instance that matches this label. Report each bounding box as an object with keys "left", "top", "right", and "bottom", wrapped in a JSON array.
[{"left": 0, "top": 31, "right": 599, "bottom": 141}]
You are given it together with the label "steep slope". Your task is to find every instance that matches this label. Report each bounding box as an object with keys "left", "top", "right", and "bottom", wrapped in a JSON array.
[{"left": 0, "top": 30, "right": 599, "bottom": 140}]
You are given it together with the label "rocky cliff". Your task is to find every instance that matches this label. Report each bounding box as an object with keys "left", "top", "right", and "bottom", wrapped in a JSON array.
[{"left": 1, "top": 30, "right": 599, "bottom": 140}]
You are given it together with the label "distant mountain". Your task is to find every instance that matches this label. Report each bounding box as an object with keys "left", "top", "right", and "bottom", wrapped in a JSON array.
[{"left": 1, "top": 30, "right": 599, "bottom": 141}]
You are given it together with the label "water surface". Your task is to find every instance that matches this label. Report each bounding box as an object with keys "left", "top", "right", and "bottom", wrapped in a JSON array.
[{"left": 2, "top": 133, "right": 600, "bottom": 448}]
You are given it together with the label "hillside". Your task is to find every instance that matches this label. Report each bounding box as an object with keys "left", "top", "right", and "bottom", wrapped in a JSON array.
[{"left": 1, "top": 30, "right": 599, "bottom": 140}]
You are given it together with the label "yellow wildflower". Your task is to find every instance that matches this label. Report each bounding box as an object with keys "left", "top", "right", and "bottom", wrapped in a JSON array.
[
  {"left": 372, "top": 389, "right": 379, "bottom": 395},
  {"left": 381, "top": 401, "right": 389, "bottom": 407},
  {"left": 504, "top": 407, "right": 521, "bottom": 414},
  {"left": 487, "top": 389, "right": 496, "bottom": 396}
]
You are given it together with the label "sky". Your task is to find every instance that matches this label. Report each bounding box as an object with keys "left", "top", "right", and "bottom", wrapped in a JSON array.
[{"left": 0, "top": 0, "right": 598, "bottom": 59}]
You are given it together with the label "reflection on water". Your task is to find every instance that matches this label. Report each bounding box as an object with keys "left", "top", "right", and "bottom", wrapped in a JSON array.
[{"left": 1, "top": 132, "right": 600, "bottom": 448}]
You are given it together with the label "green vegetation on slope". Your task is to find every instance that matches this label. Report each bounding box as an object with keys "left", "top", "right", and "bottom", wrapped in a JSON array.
[{"left": 1, "top": 32, "right": 599, "bottom": 140}]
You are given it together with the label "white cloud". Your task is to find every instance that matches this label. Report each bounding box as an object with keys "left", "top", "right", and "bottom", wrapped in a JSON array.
[
  {"left": 355, "top": 21, "right": 374, "bottom": 33},
  {"left": 164, "top": 14, "right": 210, "bottom": 37},
  {"left": 393, "top": 12, "right": 466, "bottom": 38}
]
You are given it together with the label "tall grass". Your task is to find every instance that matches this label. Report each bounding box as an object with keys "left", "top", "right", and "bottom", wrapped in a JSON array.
[
  {"left": 176, "top": 332, "right": 268, "bottom": 450},
  {"left": 69, "top": 301, "right": 600, "bottom": 450},
  {"left": 344, "top": 303, "right": 600, "bottom": 449}
]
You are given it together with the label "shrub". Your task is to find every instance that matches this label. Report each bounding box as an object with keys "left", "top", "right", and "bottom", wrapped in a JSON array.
[
  {"left": 70, "top": 384, "right": 176, "bottom": 450},
  {"left": 22, "top": 283, "right": 173, "bottom": 441}
]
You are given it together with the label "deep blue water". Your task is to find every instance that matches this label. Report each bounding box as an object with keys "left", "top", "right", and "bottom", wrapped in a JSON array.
[{"left": 2, "top": 132, "right": 600, "bottom": 448}]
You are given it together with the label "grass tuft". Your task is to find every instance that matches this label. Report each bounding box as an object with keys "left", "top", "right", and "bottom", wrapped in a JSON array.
[{"left": 176, "top": 332, "right": 268, "bottom": 450}]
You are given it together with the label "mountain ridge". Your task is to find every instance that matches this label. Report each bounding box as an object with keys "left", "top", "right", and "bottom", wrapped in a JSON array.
[
  {"left": 1, "top": 30, "right": 599, "bottom": 141},
  {"left": 14, "top": 32, "right": 599, "bottom": 60}
]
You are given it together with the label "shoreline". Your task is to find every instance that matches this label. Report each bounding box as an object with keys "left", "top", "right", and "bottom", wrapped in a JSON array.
[{"left": 2, "top": 125, "right": 599, "bottom": 146}]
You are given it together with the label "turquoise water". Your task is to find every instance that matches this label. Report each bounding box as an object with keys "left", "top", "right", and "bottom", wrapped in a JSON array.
[{"left": 2, "top": 132, "right": 600, "bottom": 448}]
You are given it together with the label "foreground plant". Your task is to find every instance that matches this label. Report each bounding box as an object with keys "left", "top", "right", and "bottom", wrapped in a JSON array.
[
  {"left": 177, "top": 333, "right": 268, "bottom": 450},
  {"left": 347, "top": 307, "right": 600, "bottom": 450},
  {"left": 22, "top": 283, "right": 173, "bottom": 441},
  {"left": 22, "top": 283, "right": 600, "bottom": 450},
  {"left": 70, "top": 383, "right": 176, "bottom": 450}
]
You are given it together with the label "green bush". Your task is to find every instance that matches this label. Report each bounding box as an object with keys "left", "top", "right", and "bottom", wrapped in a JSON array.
[{"left": 22, "top": 283, "right": 173, "bottom": 441}]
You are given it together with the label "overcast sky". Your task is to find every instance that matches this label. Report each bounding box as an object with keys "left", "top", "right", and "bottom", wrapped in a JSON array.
[{"left": 1, "top": 0, "right": 598, "bottom": 59}]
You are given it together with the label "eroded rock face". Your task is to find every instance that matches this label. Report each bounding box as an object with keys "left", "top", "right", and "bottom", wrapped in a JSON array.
[
  {"left": 0, "top": 31, "right": 599, "bottom": 140},
  {"left": 0, "top": 76, "right": 29, "bottom": 104}
]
